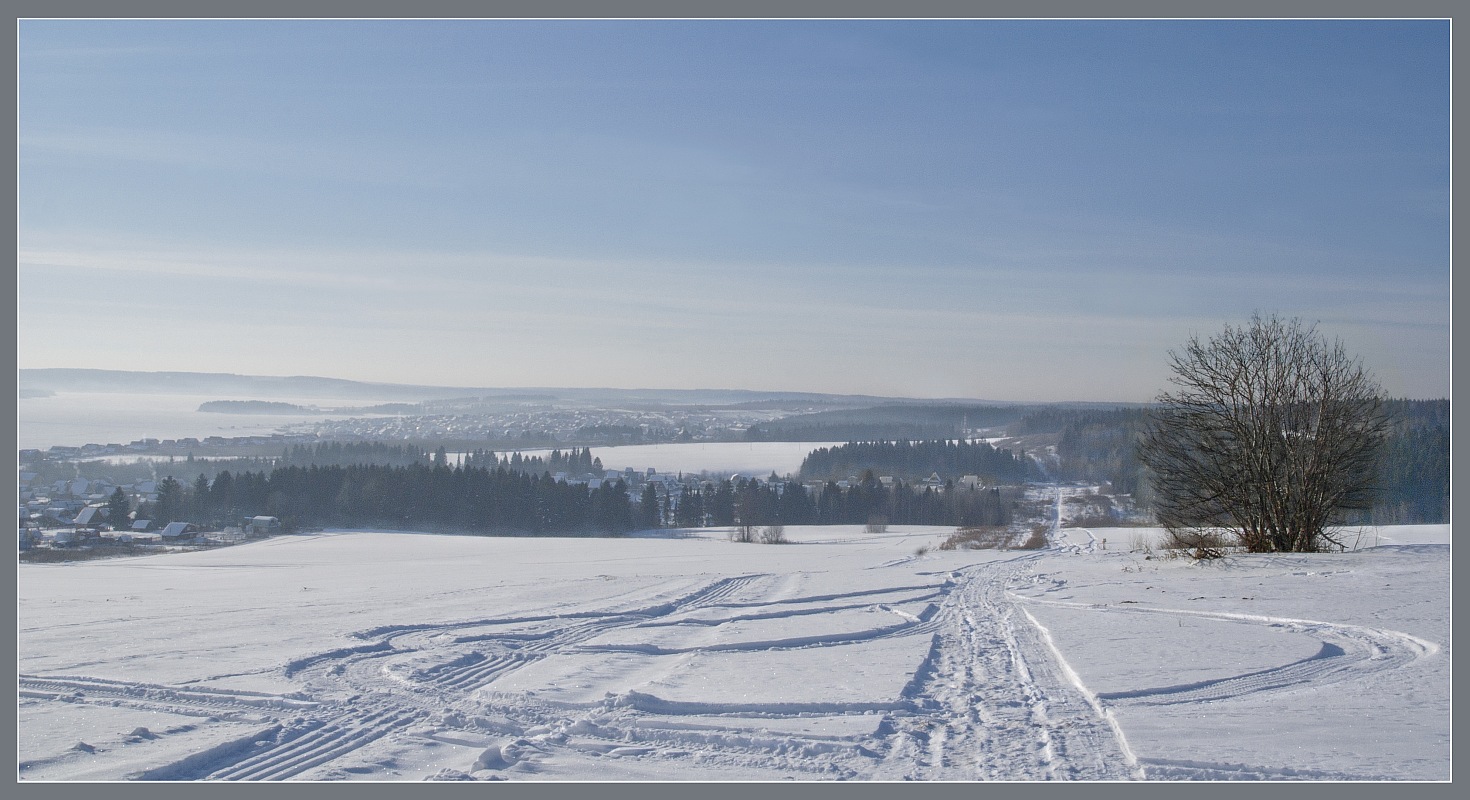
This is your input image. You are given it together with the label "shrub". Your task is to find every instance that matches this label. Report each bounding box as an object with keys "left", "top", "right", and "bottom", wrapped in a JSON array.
[
  {"left": 938, "top": 526, "right": 1010, "bottom": 550},
  {"left": 1016, "top": 525, "right": 1049, "bottom": 550},
  {"left": 759, "top": 525, "right": 787, "bottom": 544},
  {"left": 865, "top": 515, "right": 889, "bottom": 534},
  {"left": 1162, "top": 528, "right": 1238, "bottom": 560}
]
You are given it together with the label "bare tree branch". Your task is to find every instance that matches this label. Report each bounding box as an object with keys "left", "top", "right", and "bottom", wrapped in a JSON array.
[{"left": 1138, "top": 313, "right": 1388, "bottom": 554}]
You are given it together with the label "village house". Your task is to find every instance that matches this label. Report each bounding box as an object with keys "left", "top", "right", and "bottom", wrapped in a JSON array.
[
  {"left": 159, "top": 522, "right": 201, "bottom": 541},
  {"left": 244, "top": 516, "right": 280, "bottom": 536}
]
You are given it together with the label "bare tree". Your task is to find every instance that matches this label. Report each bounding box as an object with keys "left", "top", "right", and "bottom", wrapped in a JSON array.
[{"left": 1138, "top": 313, "right": 1388, "bottom": 554}]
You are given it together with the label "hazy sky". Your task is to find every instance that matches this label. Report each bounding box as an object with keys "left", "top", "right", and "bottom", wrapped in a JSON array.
[{"left": 17, "top": 20, "right": 1449, "bottom": 402}]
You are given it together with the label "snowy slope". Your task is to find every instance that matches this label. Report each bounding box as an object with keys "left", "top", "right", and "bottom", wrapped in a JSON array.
[{"left": 17, "top": 522, "right": 1449, "bottom": 781}]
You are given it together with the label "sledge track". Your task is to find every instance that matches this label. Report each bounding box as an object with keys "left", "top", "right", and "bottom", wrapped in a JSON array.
[
  {"left": 17, "top": 674, "right": 318, "bottom": 719},
  {"left": 1135, "top": 757, "right": 1394, "bottom": 781},
  {"left": 204, "top": 708, "right": 422, "bottom": 781},
  {"left": 20, "top": 572, "right": 943, "bottom": 780},
  {"left": 869, "top": 553, "right": 1141, "bottom": 780},
  {"left": 1008, "top": 593, "right": 1438, "bottom": 708},
  {"left": 422, "top": 651, "right": 536, "bottom": 692}
]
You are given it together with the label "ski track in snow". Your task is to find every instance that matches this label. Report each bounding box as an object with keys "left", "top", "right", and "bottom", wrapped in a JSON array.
[
  {"left": 19, "top": 509, "right": 1443, "bottom": 781},
  {"left": 1007, "top": 591, "right": 1438, "bottom": 709},
  {"left": 869, "top": 554, "right": 1140, "bottom": 780},
  {"left": 25, "top": 562, "right": 1123, "bottom": 781}
]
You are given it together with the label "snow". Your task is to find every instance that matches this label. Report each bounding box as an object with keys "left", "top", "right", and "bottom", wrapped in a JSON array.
[
  {"left": 497, "top": 441, "right": 850, "bottom": 477},
  {"left": 18, "top": 521, "right": 1449, "bottom": 781}
]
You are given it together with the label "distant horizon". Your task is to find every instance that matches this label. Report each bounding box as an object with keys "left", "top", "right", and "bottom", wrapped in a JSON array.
[
  {"left": 18, "top": 365, "right": 1157, "bottom": 406},
  {"left": 18, "top": 365, "right": 1450, "bottom": 406}
]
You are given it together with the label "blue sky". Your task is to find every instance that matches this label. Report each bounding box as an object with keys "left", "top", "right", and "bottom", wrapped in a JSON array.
[{"left": 17, "top": 20, "right": 1450, "bottom": 401}]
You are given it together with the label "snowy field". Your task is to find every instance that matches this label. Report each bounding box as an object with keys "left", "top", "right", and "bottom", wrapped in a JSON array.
[
  {"left": 17, "top": 520, "right": 1449, "bottom": 782},
  {"left": 489, "top": 441, "right": 850, "bottom": 477}
]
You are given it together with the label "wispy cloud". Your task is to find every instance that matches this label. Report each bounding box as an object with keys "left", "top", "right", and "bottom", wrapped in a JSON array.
[{"left": 17, "top": 248, "right": 397, "bottom": 291}]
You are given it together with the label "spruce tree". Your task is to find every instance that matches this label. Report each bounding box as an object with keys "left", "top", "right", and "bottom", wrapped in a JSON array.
[
  {"left": 639, "top": 483, "right": 661, "bottom": 529},
  {"left": 155, "top": 476, "right": 186, "bottom": 524},
  {"left": 105, "top": 487, "right": 131, "bottom": 530}
]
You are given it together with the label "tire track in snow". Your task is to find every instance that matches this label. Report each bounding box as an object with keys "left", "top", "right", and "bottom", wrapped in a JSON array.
[
  {"left": 23, "top": 571, "right": 958, "bottom": 780},
  {"left": 1135, "top": 757, "right": 1396, "bottom": 781},
  {"left": 204, "top": 708, "right": 422, "bottom": 781},
  {"left": 190, "top": 573, "right": 800, "bottom": 778},
  {"left": 872, "top": 555, "right": 1140, "bottom": 780},
  {"left": 411, "top": 569, "right": 951, "bottom": 780},
  {"left": 17, "top": 674, "right": 319, "bottom": 719},
  {"left": 392, "top": 650, "right": 539, "bottom": 693},
  {"left": 1006, "top": 593, "right": 1439, "bottom": 707}
]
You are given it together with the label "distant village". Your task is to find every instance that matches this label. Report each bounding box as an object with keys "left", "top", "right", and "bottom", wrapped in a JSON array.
[
  {"left": 18, "top": 471, "right": 282, "bottom": 551},
  {"left": 19, "top": 432, "right": 1002, "bottom": 554}
]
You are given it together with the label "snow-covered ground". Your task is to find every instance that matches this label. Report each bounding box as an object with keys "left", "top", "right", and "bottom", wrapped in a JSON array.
[
  {"left": 18, "top": 521, "right": 1449, "bottom": 781},
  {"left": 490, "top": 441, "right": 849, "bottom": 477}
]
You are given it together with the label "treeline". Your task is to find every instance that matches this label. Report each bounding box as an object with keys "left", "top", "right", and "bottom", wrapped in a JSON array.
[
  {"left": 798, "top": 440, "right": 1035, "bottom": 484},
  {"left": 1049, "top": 408, "right": 1150, "bottom": 495},
  {"left": 279, "top": 442, "right": 433, "bottom": 468},
  {"left": 150, "top": 464, "right": 634, "bottom": 535},
  {"left": 746, "top": 404, "right": 1028, "bottom": 442},
  {"left": 1362, "top": 399, "right": 1449, "bottom": 524},
  {"left": 144, "top": 465, "right": 1012, "bottom": 536},
  {"left": 198, "top": 400, "right": 311, "bottom": 414},
  {"left": 660, "top": 474, "right": 1014, "bottom": 529},
  {"left": 1013, "top": 400, "right": 1448, "bottom": 524},
  {"left": 459, "top": 447, "right": 603, "bottom": 475}
]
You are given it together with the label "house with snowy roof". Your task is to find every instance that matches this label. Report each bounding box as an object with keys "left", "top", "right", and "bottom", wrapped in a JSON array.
[{"left": 159, "top": 522, "right": 200, "bottom": 540}]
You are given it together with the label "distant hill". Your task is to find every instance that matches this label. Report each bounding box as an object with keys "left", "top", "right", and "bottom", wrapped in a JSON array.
[
  {"left": 17, "top": 368, "right": 960, "bottom": 407},
  {"left": 198, "top": 400, "right": 319, "bottom": 414},
  {"left": 20, "top": 369, "right": 461, "bottom": 401}
]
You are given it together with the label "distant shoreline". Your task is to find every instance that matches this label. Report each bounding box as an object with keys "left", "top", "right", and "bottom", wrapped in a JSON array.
[{"left": 197, "top": 400, "right": 322, "bottom": 415}]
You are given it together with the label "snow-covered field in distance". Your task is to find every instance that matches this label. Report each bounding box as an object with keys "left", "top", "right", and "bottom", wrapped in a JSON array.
[
  {"left": 485, "top": 441, "right": 851, "bottom": 477},
  {"left": 18, "top": 523, "right": 1449, "bottom": 782}
]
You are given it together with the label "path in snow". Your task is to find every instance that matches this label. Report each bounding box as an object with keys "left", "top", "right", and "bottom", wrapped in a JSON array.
[{"left": 869, "top": 555, "right": 1142, "bottom": 780}]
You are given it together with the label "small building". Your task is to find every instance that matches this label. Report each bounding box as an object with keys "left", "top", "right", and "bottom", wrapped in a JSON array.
[
  {"left": 71, "top": 506, "right": 105, "bottom": 529},
  {"left": 244, "top": 516, "right": 280, "bottom": 536},
  {"left": 131, "top": 519, "right": 154, "bottom": 531},
  {"left": 159, "top": 522, "right": 200, "bottom": 539}
]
